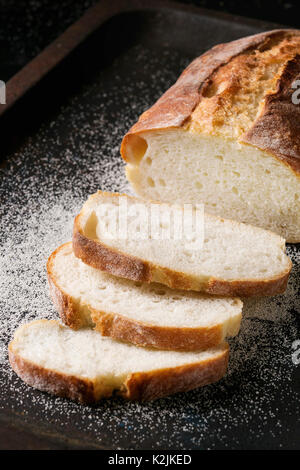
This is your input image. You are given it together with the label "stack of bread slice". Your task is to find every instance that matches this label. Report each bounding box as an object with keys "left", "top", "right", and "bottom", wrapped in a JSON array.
[{"left": 9, "top": 191, "right": 292, "bottom": 403}]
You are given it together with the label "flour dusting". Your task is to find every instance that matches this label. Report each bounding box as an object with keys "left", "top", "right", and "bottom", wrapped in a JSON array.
[{"left": 0, "top": 39, "right": 299, "bottom": 450}]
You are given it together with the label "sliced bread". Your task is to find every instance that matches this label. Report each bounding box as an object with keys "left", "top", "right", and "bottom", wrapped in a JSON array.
[
  {"left": 47, "top": 243, "right": 242, "bottom": 351},
  {"left": 9, "top": 320, "right": 229, "bottom": 403},
  {"left": 121, "top": 30, "right": 300, "bottom": 242},
  {"left": 73, "top": 191, "right": 292, "bottom": 296}
]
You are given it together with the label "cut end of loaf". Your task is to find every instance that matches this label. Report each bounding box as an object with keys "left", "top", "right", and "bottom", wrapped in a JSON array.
[{"left": 125, "top": 130, "right": 300, "bottom": 243}]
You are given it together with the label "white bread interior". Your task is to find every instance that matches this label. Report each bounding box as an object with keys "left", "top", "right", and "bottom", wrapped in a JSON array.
[
  {"left": 50, "top": 242, "right": 242, "bottom": 340},
  {"left": 125, "top": 129, "right": 300, "bottom": 242},
  {"left": 78, "top": 191, "right": 291, "bottom": 284},
  {"left": 9, "top": 320, "right": 228, "bottom": 401}
]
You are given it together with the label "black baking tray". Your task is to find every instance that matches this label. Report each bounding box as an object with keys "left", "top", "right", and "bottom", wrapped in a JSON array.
[{"left": 0, "top": 0, "right": 299, "bottom": 450}]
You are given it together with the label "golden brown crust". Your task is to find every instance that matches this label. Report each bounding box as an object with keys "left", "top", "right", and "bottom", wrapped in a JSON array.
[
  {"left": 206, "top": 272, "right": 291, "bottom": 297},
  {"left": 123, "top": 346, "right": 229, "bottom": 401},
  {"left": 243, "top": 55, "right": 300, "bottom": 174},
  {"left": 9, "top": 324, "right": 229, "bottom": 403},
  {"left": 122, "top": 30, "right": 290, "bottom": 138},
  {"left": 72, "top": 217, "right": 292, "bottom": 297},
  {"left": 121, "top": 29, "right": 300, "bottom": 175},
  {"left": 87, "top": 309, "right": 224, "bottom": 351}
]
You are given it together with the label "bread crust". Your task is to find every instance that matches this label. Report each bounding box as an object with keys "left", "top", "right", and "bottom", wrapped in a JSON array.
[
  {"left": 93, "top": 310, "right": 224, "bottom": 351},
  {"left": 121, "top": 29, "right": 300, "bottom": 176},
  {"left": 72, "top": 206, "right": 292, "bottom": 297},
  {"left": 243, "top": 54, "right": 300, "bottom": 173},
  {"left": 8, "top": 321, "right": 229, "bottom": 403},
  {"left": 122, "top": 347, "right": 229, "bottom": 401},
  {"left": 48, "top": 243, "right": 239, "bottom": 350}
]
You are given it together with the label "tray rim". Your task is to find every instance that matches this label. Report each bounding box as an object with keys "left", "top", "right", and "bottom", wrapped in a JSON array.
[{"left": 0, "top": 0, "right": 285, "bottom": 118}]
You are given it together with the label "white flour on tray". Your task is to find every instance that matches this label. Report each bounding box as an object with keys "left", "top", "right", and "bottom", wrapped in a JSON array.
[{"left": 0, "top": 42, "right": 299, "bottom": 449}]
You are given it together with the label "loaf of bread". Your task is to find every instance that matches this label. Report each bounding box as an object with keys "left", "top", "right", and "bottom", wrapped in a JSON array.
[
  {"left": 73, "top": 191, "right": 292, "bottom": 296},
  {"left": 121, "top": 29, "right": 300, "bottom": 242},
  {"left": 9, "top": 320, "right": 229, "bottom": 403},
  {"left": 48, "top": 243, "right": 242, "bottom": 351}
]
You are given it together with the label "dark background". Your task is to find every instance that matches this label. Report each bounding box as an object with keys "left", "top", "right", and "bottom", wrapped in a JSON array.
[
  {"left": 0, "top": 0, "right": 299, "bottom": 82},
  {"left": 0, "top": 0, "right": 299, "bottom": 451},
  {"left": 181, "top": 0, "right": 299, "bottom": 26}
]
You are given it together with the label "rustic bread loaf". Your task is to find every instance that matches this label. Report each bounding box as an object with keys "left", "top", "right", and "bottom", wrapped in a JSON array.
[
  {"left": 72, "top": 191, "right": 292, "bottom": 296},
  {"left": 9, "top": 320, "right": 229, "bottom": 403},
  {"left": 121, "top": 29, "right": 300, "bottom": 242},
  {"left": 48, "top": 243, "right": 242, "bottom": 351}
]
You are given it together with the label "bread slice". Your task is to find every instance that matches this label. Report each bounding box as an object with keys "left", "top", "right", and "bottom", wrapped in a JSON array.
[
  {"left": 121, "top": 30, "right": 300, "bottom": 242},
  {"left": 73, "top": 191, "right": 292, "bottom": 297},
  {"left": 8, "top": 320, "right": 229, "bottom": 403},
  {"left": 47, "top": 243, "right": 242, "bottom": 351}
]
